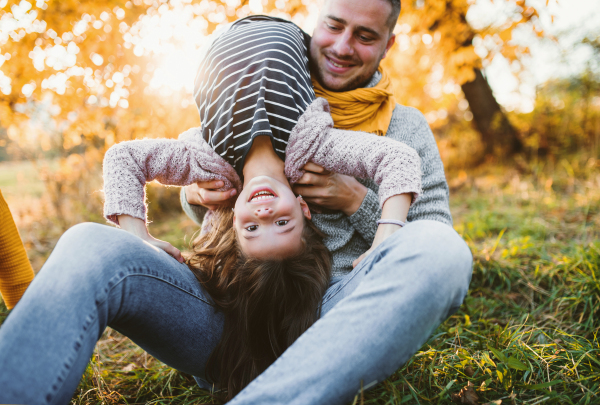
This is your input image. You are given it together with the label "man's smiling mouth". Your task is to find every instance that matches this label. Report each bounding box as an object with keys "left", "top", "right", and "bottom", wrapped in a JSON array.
[
  {"left": 330, "top": 60, "right": 349, "bottom": 68},
  {"left": 326, "top": 56, "right": 355, "bottom": 69}
]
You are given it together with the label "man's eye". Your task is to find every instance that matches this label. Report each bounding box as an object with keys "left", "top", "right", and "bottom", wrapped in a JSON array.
[
  {"left": 275, "top": 220, "right": 289, "bottom": 226},
  {"left": 327, "top": 24, "right": 341, "bottom": 31},
  {"left": 359, "top": 35, "right": 374, "bottom": 42},
  {"left": 245, "top": 225, "right": 258, "bottom": 232}
]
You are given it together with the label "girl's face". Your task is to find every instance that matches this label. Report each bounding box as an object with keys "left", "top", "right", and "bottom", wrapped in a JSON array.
[{"left": 234, "top": 175, "right": 311, "bottom": 259}]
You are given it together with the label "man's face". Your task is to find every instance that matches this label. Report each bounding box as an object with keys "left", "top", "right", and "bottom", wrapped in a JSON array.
[{"left": 310, "top": 0, "right": 396, "bottom": 92}]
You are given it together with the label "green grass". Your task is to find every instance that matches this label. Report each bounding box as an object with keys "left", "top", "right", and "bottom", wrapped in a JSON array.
[{"left": 1, "top": 154, "right": 598, "bottom": 404}]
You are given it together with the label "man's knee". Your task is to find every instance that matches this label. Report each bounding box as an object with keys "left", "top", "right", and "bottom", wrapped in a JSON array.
[
  {"left": 418, "top": 220, "right": 471, "bottom": 272},
  {"left": 407, "top": 220, "right": 472, "bottom": 315},
  {"left": 395, "top": 220, "right": 472, "bottom": 277},
  {"left": 58, "top": 222, "right": 118, "bottom": 248},
  {"left": 377, "top": 220, "right": 473, "bottom": 314},
  {"left": 46, "top": 223, "right": 139, "bottom": 282}
]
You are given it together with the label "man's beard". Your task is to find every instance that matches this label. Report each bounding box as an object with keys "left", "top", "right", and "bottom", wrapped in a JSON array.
[{"left": 309, "top": 51, "right": 381, "bottom": 92}]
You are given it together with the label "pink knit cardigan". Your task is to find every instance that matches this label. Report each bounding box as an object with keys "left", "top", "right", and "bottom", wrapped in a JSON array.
[{"left": 103, "top": 98, "right": 422, "bottom": 225}]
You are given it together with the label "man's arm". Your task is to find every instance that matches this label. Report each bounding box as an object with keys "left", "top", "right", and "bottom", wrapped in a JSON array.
[
  {"left": 180, "top": 187, "right": 209, "bottom": 226},
  {"left": 346, "top": 186, "right": 381, "bottom": 243},
  {"left": 390, "top": 105, "right": 452, "bottom": 225}
]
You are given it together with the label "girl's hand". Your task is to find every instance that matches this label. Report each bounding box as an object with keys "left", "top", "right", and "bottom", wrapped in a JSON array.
[{"left": 117, "top": 215, "right": 184, "bottom": 263}]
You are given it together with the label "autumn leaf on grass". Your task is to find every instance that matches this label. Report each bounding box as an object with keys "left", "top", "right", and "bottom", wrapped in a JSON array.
[
  {"left": 451, "top": 381, "right": 479, "bottom": 405},
  {"left": 121, "top": 363, "right": 137, "bottom": 372}
]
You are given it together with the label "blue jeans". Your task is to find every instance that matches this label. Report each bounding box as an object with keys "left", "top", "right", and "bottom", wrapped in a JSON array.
[{"left": 0, "top": 220, "right": 472, "bottom": 405}]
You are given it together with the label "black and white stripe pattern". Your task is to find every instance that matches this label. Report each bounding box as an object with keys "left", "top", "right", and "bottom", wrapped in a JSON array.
[{"left": 194, "top": 16, "right": 316, "bottom": 176}]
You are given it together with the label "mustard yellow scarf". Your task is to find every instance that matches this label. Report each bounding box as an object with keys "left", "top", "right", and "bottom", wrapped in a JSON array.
[{"left": 311, "top": 67, "right": 396, "bottom": 136}]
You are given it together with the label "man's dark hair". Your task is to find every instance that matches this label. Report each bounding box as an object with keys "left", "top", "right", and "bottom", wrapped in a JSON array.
[{"left": 384, "top": 0, "right": 401, "bottom": 32}]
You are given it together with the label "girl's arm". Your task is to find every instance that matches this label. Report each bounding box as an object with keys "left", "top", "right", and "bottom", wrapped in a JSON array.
[
  {"left": 103, "top": 128, "right": 241, "bottom": 262},
  {"left": 103, "top": 127, "right": 241, "bottom": 225},
  {"left": 285, "top": 98, "right": 422, "bottom": 267},
  {"left": 286, "top": 98, "right": 422, "bottom": 212},
  {"left": 351, "top": 193, "right": 411, "bottom": 267}
]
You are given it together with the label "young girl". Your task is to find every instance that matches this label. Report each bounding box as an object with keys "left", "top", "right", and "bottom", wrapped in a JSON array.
[{"left": 102, "top": 16, "right": 422, "bottom": 399}]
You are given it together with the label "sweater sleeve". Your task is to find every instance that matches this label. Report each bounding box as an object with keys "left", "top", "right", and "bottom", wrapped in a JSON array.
[
  {"left": 0, "top": 190, "right": 34, "bottom": 310},
  {"left": 180, "top": 187, "right": 209, "bottom": 226},
  {"left": 285, "top": 98, "right": 422, "bottom": 208},
  {"left": 103, "top": 127, "right": 241, "bottom": 225},
  {"left": 385, "top": 106, "right": 452, "bottom": 226},
  {"left": 347, "top": 187, "right": 381, "bottom": 242}
]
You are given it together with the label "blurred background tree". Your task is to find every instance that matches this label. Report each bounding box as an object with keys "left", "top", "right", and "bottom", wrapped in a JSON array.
[
  {"left": 387, "top": 0, "right": 549, "bottom": 156},
  {"left": 0, "top": 0, "right": 598, "bottom": 233}
]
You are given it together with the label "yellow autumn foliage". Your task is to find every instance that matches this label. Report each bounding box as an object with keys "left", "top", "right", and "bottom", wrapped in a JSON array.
[{"left": 0, "top": 0, "right": 556, "bottom": 225}]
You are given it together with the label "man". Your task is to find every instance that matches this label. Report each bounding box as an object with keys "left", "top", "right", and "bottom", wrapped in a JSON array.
[{"left": 181, "top": 0, "right": 473, "bottom": 404}]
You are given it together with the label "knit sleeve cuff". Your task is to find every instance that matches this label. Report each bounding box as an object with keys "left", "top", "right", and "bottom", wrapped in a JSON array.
[
  {"left": 348, "top": 188, "right": 381, "bottom": 243},
  {"left": 104, "top": 201, "right": 147, "bottom": 226}
]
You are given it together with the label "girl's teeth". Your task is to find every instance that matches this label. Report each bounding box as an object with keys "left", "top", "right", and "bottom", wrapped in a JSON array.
[{"left": 251, "top": 192, "right": 274, "bottom": 202}]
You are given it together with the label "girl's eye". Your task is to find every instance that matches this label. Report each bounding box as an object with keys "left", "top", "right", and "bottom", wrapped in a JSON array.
[
  {"left": 275, "top": 220, "right": 289, "bottom": 226},
  {"left": 245, "top": 225, "right": 258, "bottom": 232}
]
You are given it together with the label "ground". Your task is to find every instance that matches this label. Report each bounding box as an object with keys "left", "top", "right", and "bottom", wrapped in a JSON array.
[{"left": 0, "top": 154, "right": 598, "bottom": 404}]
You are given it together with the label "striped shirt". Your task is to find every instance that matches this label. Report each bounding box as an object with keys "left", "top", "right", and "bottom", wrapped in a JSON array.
[{"left": 193, "top": 16, "right": 316, "bottom": 177}]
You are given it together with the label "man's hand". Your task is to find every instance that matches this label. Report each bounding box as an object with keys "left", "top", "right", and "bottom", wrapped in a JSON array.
[
  {"left": 292, "top": 163, "right": 368, "bottom": 216},
  {"left": 184, "top": 180, "right": 237, "bottom": 210}
]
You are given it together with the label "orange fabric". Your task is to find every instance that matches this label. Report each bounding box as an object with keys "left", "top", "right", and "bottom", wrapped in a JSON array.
[
  {"left": 311, "top": 67, "right": 396, "bottom": 136},
  {"left": 0, "top": 189, "right": 34, "bottom": 309}
]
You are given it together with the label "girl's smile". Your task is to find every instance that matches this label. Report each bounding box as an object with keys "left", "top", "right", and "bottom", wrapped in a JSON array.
[{"left": 234, "top": 176, "right": 311, "bottom": 259}]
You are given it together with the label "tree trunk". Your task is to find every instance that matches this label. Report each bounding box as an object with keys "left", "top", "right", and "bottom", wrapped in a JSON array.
[{"left": 461, "top": 68, "right": 522, "bottom": 155}]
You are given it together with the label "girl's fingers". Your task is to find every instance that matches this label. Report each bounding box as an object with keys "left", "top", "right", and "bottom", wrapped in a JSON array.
[
  {"left": 352, "top": 248, "right": 374, "bottom": 268},
  {"left": 352, "top": 253, "right": 365, "bottom": 268},
  {"left": 153, "top": 239, "right": 184, "bottom": 263}
]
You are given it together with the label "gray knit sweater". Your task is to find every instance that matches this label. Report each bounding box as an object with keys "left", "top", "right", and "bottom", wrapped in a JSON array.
[{"left": 181, "top": 72, "right": 452, "bottom": 276}]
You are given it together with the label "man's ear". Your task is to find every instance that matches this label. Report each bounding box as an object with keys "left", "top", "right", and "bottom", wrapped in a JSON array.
[
  {"left": 381, "top": 33, "right": 396, "bottom": 60},
  {"left": 298, "top": 196, "right": 312, "bottom": 220}
]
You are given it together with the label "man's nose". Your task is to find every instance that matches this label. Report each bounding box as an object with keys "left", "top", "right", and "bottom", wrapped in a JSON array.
[
  {"left": 254, "top": 207, "right": 273, "bottom": 218},
  {"left": 331, "top": 31, "right": 354, "bottom": 57}
]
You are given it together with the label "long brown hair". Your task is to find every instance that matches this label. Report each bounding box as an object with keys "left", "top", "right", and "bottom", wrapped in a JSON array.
[{"left": 186, "top": 208, "right": 331, "bottom": 399}]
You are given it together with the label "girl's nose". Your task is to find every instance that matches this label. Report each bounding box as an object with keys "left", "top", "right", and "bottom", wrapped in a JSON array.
[{"left": 255, "top": 207, "right": 273, "bottom": 218}]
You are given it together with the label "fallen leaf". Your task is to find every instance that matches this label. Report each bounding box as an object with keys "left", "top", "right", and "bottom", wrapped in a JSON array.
[
  {"left": 465, "top": 366, "right": 475, "bottom": 377},
  {"left": 451, "top": 381, "right": 479, "bottom": 405},
  {"left": 121, "top": 363, "right": 137, "bottom": 372}
]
